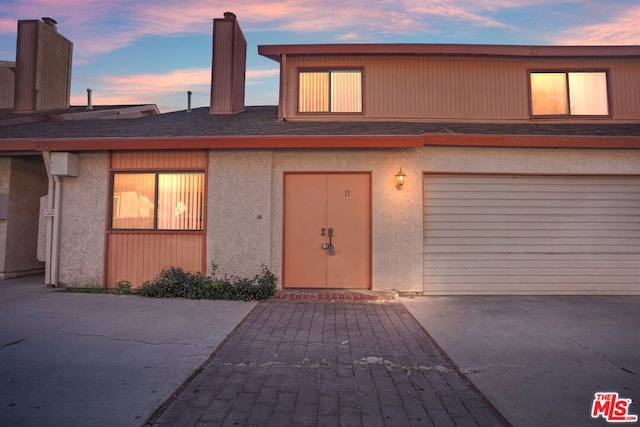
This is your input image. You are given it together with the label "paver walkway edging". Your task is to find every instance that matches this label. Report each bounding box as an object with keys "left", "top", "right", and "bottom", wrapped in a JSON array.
[{"left": 149, "top": 301, "right": 509, "bottom": 426}]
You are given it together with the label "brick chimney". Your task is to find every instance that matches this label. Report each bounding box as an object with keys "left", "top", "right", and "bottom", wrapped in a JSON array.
[
  {"left": 14, "top": 18, "right": 73, "bottom": 112},
  {"left": 210, "top": 12, "right": 246, "bottom": 114}
]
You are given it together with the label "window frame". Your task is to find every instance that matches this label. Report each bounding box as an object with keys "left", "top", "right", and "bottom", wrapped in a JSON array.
[
  {"left": 109, "top": 170, "right": 205, "bottom": 232},
  {"left": 528, "top": 69, "right": 611, "bottom": 118},
  {"left": 297, "top": 68, "right": 364, "bottom": 115}
]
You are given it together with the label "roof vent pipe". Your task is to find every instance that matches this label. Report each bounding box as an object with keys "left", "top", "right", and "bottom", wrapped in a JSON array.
[
  {"left": 41, "top": 17, "right": 58, "bottom": 31},
  {"left": 86, "top": 88, "right": 93, "bottom": 110},
  {"left": 187, "top": 91, "right": 192, "bottom": 112}
]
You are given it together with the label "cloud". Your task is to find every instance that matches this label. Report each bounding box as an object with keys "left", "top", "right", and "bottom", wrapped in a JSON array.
[
  {"left": 552, "top": 5, "right": 640, "bottom": 45},
  {"left": 70, "top": 66, "right": 279, "bottom": 105},
  {"left": 1, "top": 0, "right": 549, "bottom": 62}
]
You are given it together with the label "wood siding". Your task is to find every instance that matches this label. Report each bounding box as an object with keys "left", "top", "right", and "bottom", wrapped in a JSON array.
[
  {"left": 14, "top": 20, "right": 72, "bottom": 112},
  {"left": 110, "top": 150, "right": 207, "bottom": 170},
  {"left": 106, "top": 150, "right": 207, "bottom": 287},
  {"left": 210, "top": 18, "right": 246, "bottom": 114},
  {"left": 106, "top": 233, "right": 204, "bottom": 286},
  {"left": 423, "top": 174, "right": 640, "bottom": 294},
  {"left": 0, "top": 66, "right": 15, "bottom": 109},
  {"left": 284, "top": 56, "right": 640, "bottom": 122}
]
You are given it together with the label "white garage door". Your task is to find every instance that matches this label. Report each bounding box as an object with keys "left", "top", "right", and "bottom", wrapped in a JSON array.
[{"left": 423, "top": 174, "right": 640, "bottom": 294}]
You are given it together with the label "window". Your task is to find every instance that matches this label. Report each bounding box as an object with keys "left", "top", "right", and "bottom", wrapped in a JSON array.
[
  {"left": 111, "top": 172, "right": 204, "bottom": 230},
  {"left": 530, "top": 71, "right": 609, "bottom": 116},
  {"left": 298, "top": 69, "right": 362, "bottom": 113}
]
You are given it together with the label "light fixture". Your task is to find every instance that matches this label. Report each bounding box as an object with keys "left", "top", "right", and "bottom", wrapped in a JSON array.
[{"left": 395, "top": 167, "right": 406, "bottom": 190}]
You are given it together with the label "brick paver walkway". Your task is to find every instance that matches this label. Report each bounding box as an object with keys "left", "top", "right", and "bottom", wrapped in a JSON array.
[{"left": 150, "top": 302, "right": 507, "bottom": 426}]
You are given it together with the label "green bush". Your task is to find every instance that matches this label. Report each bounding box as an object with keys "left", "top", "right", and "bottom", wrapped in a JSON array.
[{"left": 138, "top": 264, "right": 277, "bottom": 301}]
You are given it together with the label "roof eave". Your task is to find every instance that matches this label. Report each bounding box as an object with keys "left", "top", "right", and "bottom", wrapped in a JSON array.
[
  {"left": 258, "top": 43, "right": 640, "bottom": 62},
  {"left": 2, "top": 134, "right": 640, "bottom": 153}
]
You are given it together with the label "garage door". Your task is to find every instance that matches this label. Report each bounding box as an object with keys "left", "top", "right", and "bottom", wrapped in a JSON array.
[{"left": 423, "top": 175, "right": 640, "bottom": 294}]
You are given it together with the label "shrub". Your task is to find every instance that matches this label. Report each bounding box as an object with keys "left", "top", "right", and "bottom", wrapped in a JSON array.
[
  {"left": 114, "top": 280, "right": 133, "bottom": 295},
  {"left": 138, "top": 264, "right": 277, "bottom": 301}
]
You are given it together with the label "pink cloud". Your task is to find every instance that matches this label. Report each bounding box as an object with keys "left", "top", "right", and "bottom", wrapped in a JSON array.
[
  {"left": 553, "top": 6, "right": 640, "bottom": 45},
  {"left": 70, "top": 66, "right": 278, "bottom": 104}
]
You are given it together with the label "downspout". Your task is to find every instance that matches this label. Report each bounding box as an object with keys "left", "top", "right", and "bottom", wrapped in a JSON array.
[
  {"left": 42, "top": 152, "right": 54, "bottom": 285},
  {"left": 41, "top": 151, "right": 62, "bottom": 286},
  {"left": 51, "top": 175, "right": 62, "bottom": 286}
]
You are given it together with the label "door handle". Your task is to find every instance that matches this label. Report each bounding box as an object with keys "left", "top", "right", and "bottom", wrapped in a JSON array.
[
  {"left": 327, "top": 227, "right": 333, "bottom": 237},
  {"left": 321, "top": 227, "right": 326, "bottom": 236}
]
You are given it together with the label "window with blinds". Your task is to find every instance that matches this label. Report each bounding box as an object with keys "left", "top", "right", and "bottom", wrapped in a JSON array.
[
  {"left": 298, "top": 69, "right": 362, "bottom": 113},
  {"left": 111, "top": 172, "right": 204, "bottom": 230},
  {"left": 530, "top": 71, "right": 609, "bottom": 116}
]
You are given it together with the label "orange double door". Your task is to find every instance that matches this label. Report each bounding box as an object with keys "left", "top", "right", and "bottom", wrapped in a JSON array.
[{"left": 283, "top": 173, "right": 371, "bottom": 289}]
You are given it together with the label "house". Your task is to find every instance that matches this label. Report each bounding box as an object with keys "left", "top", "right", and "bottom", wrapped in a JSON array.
[
  {"left": 0, "top": 18, "right": 158, "bottom": 280},
  {"left": 1, "top": 13, "right": 639, "bottom": 294}
]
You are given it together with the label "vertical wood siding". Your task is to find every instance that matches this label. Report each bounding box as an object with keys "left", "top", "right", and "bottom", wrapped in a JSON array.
[
  {"left": 14, "top": 20, "right": 72, "bottom": 111},
  {"left": 14, "top": 22, "right": 38, "bottom": 111},
  {"left": 36, "top": 23, "right": 72, "bottom": 111},
  {"left": 107, "top": 233, "right": 204, "bottom": 286},
  {"left": 423, "top": 174, "right": 640, "bottom": 294},
  {"left": 284, "top": 56, "right": 640, "bottom": 121},
  {"left": 110, "top": 150, "right": 207, "bottom": 170},
  {"left": 106, "top": 151, "right": 207, "bottom": 287},
  {"left": 0, "top": 66, "right": 15, "bottom": 109}
]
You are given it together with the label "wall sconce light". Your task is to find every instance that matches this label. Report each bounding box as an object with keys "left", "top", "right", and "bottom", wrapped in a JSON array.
[{"left": 395, "top": 167, "right": 406, "bottom": 190}]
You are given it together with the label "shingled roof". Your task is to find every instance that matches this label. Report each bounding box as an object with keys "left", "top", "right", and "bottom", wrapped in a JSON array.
[{"left": 2, "top": 106, "right": 639, "bottom": 141}]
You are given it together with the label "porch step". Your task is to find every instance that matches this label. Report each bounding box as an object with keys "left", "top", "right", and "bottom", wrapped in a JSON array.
[{"left": 272, "top": 289, "right": 399, "bottom": 302}]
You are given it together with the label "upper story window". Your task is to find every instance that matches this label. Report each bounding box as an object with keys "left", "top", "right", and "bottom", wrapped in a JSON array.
[
  {"left": 298, "top": 69, "right": 362, "bottom": 113},
  {"left": 111, "top": 172, "right": 204, "bottom": 231},
  {"left": 530, "top": 71, "right": 609, "bottom": 117}
]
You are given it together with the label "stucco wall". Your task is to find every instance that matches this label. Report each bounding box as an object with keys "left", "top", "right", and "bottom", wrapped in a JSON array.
[
  {"left": 418, "top": 146, "right": 640, "bottom": 175},
  {"left": 207, "top": 150, "right": 274, "bottom": 278},
  {"left": 57, "top": 153, "right": 108, "bottom": 287},
  {"left": 51, "top": 146, "right": 640, "bottom": 291},
  {"left": 268, "top": 149, "right": 422, "bottom": 292}
]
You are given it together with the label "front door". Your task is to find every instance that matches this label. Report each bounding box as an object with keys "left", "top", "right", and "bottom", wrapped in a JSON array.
[{"left": 284, "top": 173, "right": 371, "bottom": 288}]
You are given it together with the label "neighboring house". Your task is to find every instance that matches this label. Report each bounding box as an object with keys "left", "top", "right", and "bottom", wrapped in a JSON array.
[
  {"left": 1, "top": 13, "right": 639, "bottom": 294},
  {"left": 0, "top": 18, "right": 158, "bottom": 280}
]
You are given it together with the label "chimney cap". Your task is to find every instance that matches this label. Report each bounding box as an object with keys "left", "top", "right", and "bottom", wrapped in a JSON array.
[
  {"left": 41, "top": 17, "right": 58, "bottom": 30},
  {"left": 223, "top": 12, "right": 236, "bottom": 20}
]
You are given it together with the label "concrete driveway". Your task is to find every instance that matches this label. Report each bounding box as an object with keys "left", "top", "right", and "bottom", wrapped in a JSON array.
[
  {"left": 0, "top": 275, "right": 255, "bottom": 427},
  {"left": 403, "top": 295, "right": 640, "bottom": 427},
  {"left": 2, "top": 276, "right": 639, "bottom": 427}
]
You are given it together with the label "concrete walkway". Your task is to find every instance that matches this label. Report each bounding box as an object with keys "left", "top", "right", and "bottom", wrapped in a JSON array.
[
  {"left": 0, "top": 276, "right": 255, "bottom": 427},
  {"left": 151, "top": 302, "right": 506, "bottom": 426}
]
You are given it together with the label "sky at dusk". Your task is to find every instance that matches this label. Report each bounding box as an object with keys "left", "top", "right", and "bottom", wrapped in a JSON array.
[{"left": 1, "top": 1, "right": 639, "bottom": 113}]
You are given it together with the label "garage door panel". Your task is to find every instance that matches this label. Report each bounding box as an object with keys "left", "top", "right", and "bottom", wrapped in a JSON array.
[
  {"left": 425, "top": 258, "right": 640, "bottom": 270},
  {"left": 425, "top": 221, "right": 640, "bottom": 232},
  {"left": 426, "top": 198, "right": 640, "bottom": 208},
  {"left": 423, "top": 174, "right": 640, "bottom": 294},
  {"left": 425, "top": 214, "right": 640, "bottom": 225},
  {"left": 424, "top": 244, "right": 639, "bottom": 254},
  {"left": 426, "top": 190, "right": 640, "bottom": 201},
  {"left": 425, "top": 228, "right": 640, "bottom": 239},
  {"left": 425, "top": 206, "right": 639, "bottom": 215}
]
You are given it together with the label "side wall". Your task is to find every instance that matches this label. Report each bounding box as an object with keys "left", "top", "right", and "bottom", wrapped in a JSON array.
[
  {"left": 207, "top": 149, "right": 423, "bottom": 292},
  {"left": 54, "top": 147, "right": 640, "bottom": 292},
  {"left": 0, "top": 158, "right": 10, "bottom": 276},
  {"left": 207, "top": 150, "right": 274, "bottom": 278},
  {"left": 57, "top": 153, "right": 108, "bottom": 286},
  {"left": 4, "top": 157, "right": 48, "bottom": 277},
  {"left": 283, "top": 56, "right": 640, "bottom": 122}
]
